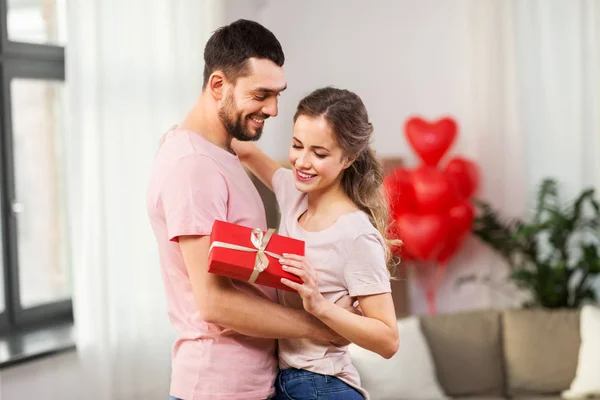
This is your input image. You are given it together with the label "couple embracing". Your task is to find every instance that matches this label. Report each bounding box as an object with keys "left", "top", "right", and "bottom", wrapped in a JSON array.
[{"left": 147, "top": 18, "right": 399, "bottom": 400}]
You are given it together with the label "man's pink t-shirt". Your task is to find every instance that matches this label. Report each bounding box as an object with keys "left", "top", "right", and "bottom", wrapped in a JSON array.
[{"left": 146, "top": 129, "right": 278, "bottom": 400}]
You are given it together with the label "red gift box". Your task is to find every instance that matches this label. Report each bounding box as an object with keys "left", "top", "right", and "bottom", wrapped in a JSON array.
[{"left": 208, "top": 220, "right": 304, "bottom": 292}]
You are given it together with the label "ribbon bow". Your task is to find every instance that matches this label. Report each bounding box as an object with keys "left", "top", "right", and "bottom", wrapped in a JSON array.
[{"left": 209, "top": 228, "right": 280, "bottom": 283}]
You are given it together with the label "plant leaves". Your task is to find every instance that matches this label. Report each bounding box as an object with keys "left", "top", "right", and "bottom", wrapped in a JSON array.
[{"left": 472, "top": 178, "right": 600, "bottom": 309}]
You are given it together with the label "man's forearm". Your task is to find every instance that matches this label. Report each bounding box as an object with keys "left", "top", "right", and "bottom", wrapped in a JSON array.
[
  {"left": 179, "top": 235, "right": 338, "bottom": 342},
  {"left": 203, "top": 286, "right": 336, "bottom": 341}
]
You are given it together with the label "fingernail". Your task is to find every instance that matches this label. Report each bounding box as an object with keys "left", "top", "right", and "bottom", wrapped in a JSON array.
[
  {"left": 279, "top": 258, "right": 285, "bottom": 263},
  {"left": 282, "top": 265, "right": 289, "bottom": 270},
  {"left": 283, "top": 253, "right": 289, "bottom": 257}
]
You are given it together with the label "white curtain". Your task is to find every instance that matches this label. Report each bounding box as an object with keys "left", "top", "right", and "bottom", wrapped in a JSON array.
[
  {"left": 409, "top": 0, "right": 600, "bottom": 313},
  {"left": 66, "top": 1, "right": 223, "bottom": 399},
  {"left": 514, "top": 0, "right": 600, "bottom": 197},
  {"left": 466, "top": 0, "right": 600, "bottom": 212},
  {"left": 467, "top": 0, "right": 600, "bottom": 201}
]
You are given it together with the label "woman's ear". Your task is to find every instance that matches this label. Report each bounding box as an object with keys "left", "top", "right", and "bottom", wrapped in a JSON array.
[{"left": 342, "top": 154, "right": 357, "bottom": 170}]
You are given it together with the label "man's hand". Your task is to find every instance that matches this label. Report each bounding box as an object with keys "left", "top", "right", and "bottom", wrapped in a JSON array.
[{"left": 335, "top": 295, "right": 363, "bottom": 316}]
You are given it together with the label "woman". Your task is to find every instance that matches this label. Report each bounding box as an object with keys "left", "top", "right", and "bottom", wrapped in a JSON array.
[{"left": 232, "top": 87, "right": 400, "bottom": 400}]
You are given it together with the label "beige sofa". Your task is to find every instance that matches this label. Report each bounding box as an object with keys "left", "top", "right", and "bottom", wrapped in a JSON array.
[{"left": 416, "top": 308, "right": 593, "bottom": 400}]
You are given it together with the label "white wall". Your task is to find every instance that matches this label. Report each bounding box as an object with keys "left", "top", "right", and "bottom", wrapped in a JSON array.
[{"left": 227, "top": 0, "right": 473, "bottom": 165}]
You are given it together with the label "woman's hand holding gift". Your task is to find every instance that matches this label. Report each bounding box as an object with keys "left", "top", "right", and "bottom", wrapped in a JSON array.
[
  {"left": 280, "top": 253, "right": 363, "bottom": 318},
  {"left": 279, "top": 254, "right": 329, "bottom": 316}
]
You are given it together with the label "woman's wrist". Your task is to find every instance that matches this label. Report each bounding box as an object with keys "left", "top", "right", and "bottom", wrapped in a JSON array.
[
  {"left": 230, "top": 139, "right": 256, "bottom": 160},
  {"left": 310, "top": 297, "right": 334, "bottom": 320}
]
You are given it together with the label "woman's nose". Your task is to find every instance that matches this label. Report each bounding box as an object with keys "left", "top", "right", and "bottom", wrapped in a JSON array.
[{"left": 295, "top": 152, "right": 310, "bottom": 169}]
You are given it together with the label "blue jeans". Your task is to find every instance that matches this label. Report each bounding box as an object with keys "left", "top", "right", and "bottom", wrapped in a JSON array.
[{"left": 276, "top": 368, "right": 364, "bottom": 400}]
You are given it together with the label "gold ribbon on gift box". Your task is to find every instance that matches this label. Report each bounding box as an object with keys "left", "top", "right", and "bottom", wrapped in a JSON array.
[{"left": 208, "top": 228, "right": 281, "bottom": 283}]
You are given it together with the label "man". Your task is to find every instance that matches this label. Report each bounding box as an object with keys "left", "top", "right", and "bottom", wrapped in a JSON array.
[{"left": 147, "top": 19, "right": 346, "bottom": 400}]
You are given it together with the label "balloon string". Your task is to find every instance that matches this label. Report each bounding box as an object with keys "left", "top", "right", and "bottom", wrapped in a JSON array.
[{"left": 417, "top": 262, "right": 447, "bottom": 315}]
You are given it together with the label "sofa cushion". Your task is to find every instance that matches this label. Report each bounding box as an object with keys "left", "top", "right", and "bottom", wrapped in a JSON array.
[
  {"left": 512, "top": 397, "right": 566, "bottom": 400},
  {"left": 503, "top": 308, "right": 580, "bottom": 396},
  {"left": 420, "top": 310, "right": 504, "bottom": 397},
  {"left": 513, "top": 397, "right": 600, "bottom": 400},
  {"left": 452, "top": 395, "right": 578, "bottom": 399},
  {"left": 452, "top": 397, "right": 506, "bottom": 400},
  {"left": 563, "top": 305, "right": 600, "bottom": 399},
  {"left": 350, "top": 317, "right": 449, "bottom": 400}
]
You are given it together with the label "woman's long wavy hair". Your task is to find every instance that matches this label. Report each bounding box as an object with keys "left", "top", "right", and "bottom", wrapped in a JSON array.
[{"left": 294, "top": 87, "right": 401, "bottom": 275}]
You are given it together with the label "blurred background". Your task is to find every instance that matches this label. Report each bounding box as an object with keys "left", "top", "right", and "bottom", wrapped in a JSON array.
[{"left": 0, "top": 0, "right": 598, "bottom": 399}]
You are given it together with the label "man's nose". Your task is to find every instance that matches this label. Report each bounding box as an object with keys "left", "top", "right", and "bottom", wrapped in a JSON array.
[{"left": 262, "top": 96, "right": 278, "bottom": 117}]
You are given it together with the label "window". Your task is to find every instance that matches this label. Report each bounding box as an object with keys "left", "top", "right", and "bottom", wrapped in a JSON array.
[{"left": 0, "top": 0, "right": 70, "bottom": 335}]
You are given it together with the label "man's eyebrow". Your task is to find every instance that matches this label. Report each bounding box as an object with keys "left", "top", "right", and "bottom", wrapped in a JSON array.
[{"left": 255, "top": 84, "right": 287, "bottom": 94}]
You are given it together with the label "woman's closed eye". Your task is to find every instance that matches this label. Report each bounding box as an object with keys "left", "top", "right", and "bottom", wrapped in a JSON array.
[{"left": 292, "top": 143, "right": 327, "bottom": 158}]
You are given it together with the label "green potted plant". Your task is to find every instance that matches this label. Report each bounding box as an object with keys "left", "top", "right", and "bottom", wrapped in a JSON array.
[{"left": 473, "top": 179, "right": 600, "bottom": 308}]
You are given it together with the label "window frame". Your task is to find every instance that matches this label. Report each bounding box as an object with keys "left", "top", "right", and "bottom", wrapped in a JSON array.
[{"left": 0, "top": 0, "right": 71, "bottom": 335}]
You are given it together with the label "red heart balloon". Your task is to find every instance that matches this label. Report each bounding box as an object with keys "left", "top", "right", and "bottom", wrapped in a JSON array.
[
  {"left": 444, "top": 157, "right": 480, "bottom": 200},
  {"left": 435, "top": 200, "right": 475, "bottom": 264},
  {"left": 435, "top": 238, "right": 462, "bottom": 265},
  {"left": 395, "top": 213, "right": 449, "bottom": 261},
  {"left": 411, "top": 165, "right": 456, "bottom": 213},
  {"left": 405, "top": 117, "right": 458, "bottom": 166},
  {"left": 401, "top": 249, "right": 416, "bottom": 262},
  {"left": 448, "top": 200, "right": 475, "bottom": 236},
  {"left": 384, "top": 167, "right": 416, "bottom": 218}
]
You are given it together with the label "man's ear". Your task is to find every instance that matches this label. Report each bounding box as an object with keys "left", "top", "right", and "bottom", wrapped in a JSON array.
[{"left": 207, "top": 71, "right": 226, "bottom": 100}]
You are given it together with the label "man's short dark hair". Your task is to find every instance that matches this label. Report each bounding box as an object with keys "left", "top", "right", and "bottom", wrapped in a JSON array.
[{"left": 203, "top": 19, "right": 285, "bottom": 89}]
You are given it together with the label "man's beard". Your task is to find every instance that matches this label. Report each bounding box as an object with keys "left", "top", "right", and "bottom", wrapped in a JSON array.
[{"left": 218, "top": 93, "right": 266, "bottom": 142}]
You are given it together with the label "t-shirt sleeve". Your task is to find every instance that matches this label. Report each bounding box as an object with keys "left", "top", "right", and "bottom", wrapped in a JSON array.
[
  {"left": 160, "top": 154, "right": 228, "bottom": 241},
  {"left": 344, "top": 233, "right": 392, "bottom": 297},
  {"left": 271, "top": 167, "right": 303, "bottom": 215}
]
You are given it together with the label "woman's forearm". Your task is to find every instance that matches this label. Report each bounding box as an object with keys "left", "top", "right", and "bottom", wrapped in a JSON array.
[
  {"left": 314, "top": 301, "right": 399, "bottom": 359},
  {"left": 233, "top": 140, "right": 281, "bottom": 190}
]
